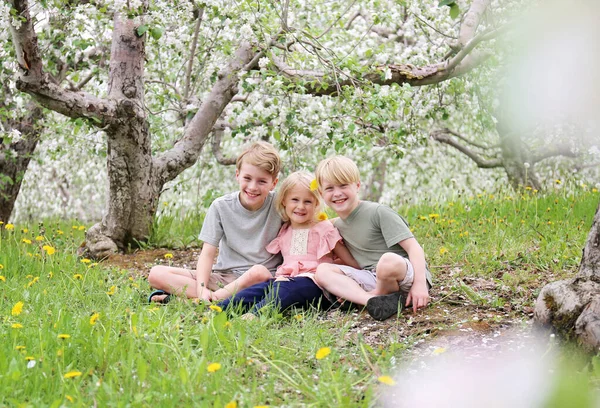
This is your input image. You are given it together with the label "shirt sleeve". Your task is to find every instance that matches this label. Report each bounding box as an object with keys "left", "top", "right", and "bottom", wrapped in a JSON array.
[
  {"left": 376, "top": 205, "right": 413, "bottom": 248},
  {"left": 198, "top": 201, "right": 223, "bottom": 247}
]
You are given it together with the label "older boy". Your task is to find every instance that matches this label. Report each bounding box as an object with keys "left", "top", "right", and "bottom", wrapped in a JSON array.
[
  {"left": 314, "top": 156, "right": 432, "bottom": 320},
  {"left": 148, "top": 141, "right": 283, "bottom": 303}
]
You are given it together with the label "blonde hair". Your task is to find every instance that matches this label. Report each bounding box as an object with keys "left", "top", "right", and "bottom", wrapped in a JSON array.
[
  {"left": 236, "top": 141, "right": 281, "bottom": 179},
  {"left": 275, "top": 171, "right": 323, "bottom": 222},
  {"left": 315, "top": 156, "right": 361, "bottom": 188}
]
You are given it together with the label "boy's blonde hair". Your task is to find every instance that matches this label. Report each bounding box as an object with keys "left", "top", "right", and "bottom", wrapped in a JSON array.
[
  {"left": 236, "top": 141, "right": 281, "bottom": 179},
  {"left": 315, "top": 156, "right": 361, "bottom": 188},
  {"left": 275, "top": 171, "right": 323, "bottom": 222}
]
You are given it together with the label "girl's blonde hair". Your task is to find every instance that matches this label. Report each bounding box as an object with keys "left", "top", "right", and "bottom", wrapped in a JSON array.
[
  {"left": 315, "top": 156, "right": 361, "bottom": 188},
  {"left": 275, "top": 171, "right": 323, "bottom": 222}
]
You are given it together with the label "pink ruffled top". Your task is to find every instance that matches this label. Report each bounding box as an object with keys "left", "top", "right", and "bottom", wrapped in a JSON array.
[{"left": 266, "top": 220, "right": 342, "bottom": 278}]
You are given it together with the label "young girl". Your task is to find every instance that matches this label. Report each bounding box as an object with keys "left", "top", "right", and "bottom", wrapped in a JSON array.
[{"left": 218, "top": 171, "right": 359, "bottom": 314}]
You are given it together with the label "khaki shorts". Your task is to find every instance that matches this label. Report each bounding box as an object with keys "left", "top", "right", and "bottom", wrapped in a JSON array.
[
  {"left": 186, "top": 269, "right": 239, "bottom": 291},
  {"left": 337, "top": 257, "right": 415, "bottom": 293}
]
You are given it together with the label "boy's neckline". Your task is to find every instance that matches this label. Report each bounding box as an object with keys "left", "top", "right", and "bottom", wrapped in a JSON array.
[{"left": 337, "top": 200, "right": 362, "bottom": 220}]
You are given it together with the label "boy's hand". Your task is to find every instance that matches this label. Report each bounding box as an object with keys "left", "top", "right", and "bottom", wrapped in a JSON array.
[{"left": 406, "top": 282, "right": 429, "bottom": 313}]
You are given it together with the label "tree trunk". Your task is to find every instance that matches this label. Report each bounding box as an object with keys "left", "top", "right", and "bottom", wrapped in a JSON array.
[
  {"left": 0, "top": 102, "right": 43, "bottom": 223},
  {"left": 498, "top": 127, "right": 542, "bottom": 191},
  {"left": 534, "top": 201, "right": 600, "bottom": 352}
]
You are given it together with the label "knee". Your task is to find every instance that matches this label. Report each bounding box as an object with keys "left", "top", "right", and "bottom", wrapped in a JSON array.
[
  {"left": 247, "top": 265, "right": 272, "bottom": 283},
  {"left": 148, "top": 265, "right": 166, "bottom": 286},
  {"left": 314, "top": 263, "right": 334, "bottom": 285},
  {"left": 376, "top": 253, "right": 406, "bottom": 279}
]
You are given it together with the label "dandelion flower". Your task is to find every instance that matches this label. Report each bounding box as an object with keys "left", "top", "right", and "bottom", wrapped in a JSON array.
[
  {"left": 225, "top": 402, "right": 237, "bottom": 408},
  {"left": 432, "top": 347, "right": 447, "bottom": 355},
  {"left": 57, "top": 230, "right": 64, "bottom": 235},
  {"left": 90, "top": 313, "right": 100, "bottom": 325},
  {"left": 378, "top": 375, "right": 396, "bottom": 386},
  {"left": 42, "top": 245, "right": 56, "bottom": 255},
  {"left": 207, "top": 362, "right": 222, "bottom": 373},
  {"left": 73, "top": 274, "right": 83, "bottom": 280},
  {"left": 209, "top": 305, "right": 222, "bottom": 313},
  {"left": 25, "top": 356, "right": 35, "bottom": 361},
  {"left": 0, "top": 263, "right": 3, "bottom": 269},
  {"left": 16, "top": 345, "right": 26, "bottom": 351},
  {"left": 5, "top": 223, "right": 15, "bottom": 231},
  {"left": 317, "top": 212, "right": 328, "bottom": 221},
  {"left": 58, "top": 334, "right": 71, "bottom": 339},
  {"left": 12, "top": 323, "right": 23, "bottom": 329},
  {"left": 35, "top": 236, "right": 44, "bottom": 241},
  {"left": 555, "top": 179, "right": 562, "bottom": 185},
  {"left": 309, "top": 179, "right": 319, "bottom": 191},
  {"left": 0, "top": 275, "right": 5, "bottom": 282},
  {"left": 428, "top": 214, "right": 440, "bottom": 219},
  {"left": 106, "top": 285, "right": 116, "bottom": 295},
  {"left": 315, "top": 347, "right": 331, "bottom": 360},
  {"left": 439, "top": 247, "right": 448, "bottom": 255},
  {"left": 64, "top": 371, "right": 82, "bottom": 379},
  {"left": 12, "top": 301, "right": 24, "bottom": 316},
  {"left": 80, "top": 258, "right": 91, "bottom": 264},
  {"left": 294, "top": 314, "right": 303, "bottom": 321},
  {"left": 164, "top": 253, "right": 173, "bottom": 259},
  {"left": 22, "top": 238, "right": 32, "bottom": 244},
  {"left": 78, "top": 226, "right": 85, "bottom": 231},
  {"left": 65, "top": 395, "right": 74, "bottom": 403}
]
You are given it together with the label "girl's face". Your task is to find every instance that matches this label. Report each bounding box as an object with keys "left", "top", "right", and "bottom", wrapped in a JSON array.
[{"left": 282, "top": 184, "right": 317, "bottom": 228}]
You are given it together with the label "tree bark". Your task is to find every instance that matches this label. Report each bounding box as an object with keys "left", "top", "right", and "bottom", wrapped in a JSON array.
[
  {"left": 498, "top": 130, "right": 542, "bottom": 191},
  {"left": 0, "top": 102, "right": 44, "bottom": 223},
  {"left": 534, "top": 202, "right": 600, "bottom": 352}
]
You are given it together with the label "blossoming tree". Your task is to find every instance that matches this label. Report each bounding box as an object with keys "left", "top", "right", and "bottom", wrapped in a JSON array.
[{"left": 5, "top": 0, "right": 504, "bottom": 257}]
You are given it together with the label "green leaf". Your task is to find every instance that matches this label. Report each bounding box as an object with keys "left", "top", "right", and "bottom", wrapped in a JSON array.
[
  {"left": 150, "top": 27, "right": 163, "bottom": 40},
  {"left": 449, "top": 3, "right": 460, "bottom": 19},
  {"left": 136, "top": 25, "right": 148, "bottom": 37},
  {"left": 438, "top": 0, "right": 455, "bottom": 6}
]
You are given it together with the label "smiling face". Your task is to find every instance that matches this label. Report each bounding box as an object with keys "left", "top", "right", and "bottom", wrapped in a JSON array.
[
  {"left": 282, "top": 184, "right": 318, "bottom": 228},
  {"left": 235, "top": 162, "right": 278, "bottom": 211},
  {"left": 319, "top": 179, "right": 360, "bottom": 219}
]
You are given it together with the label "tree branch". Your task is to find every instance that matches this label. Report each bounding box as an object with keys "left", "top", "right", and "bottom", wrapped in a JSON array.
[
  {"left": 211, "top": 128, "right": 236, "bottom": 166},
  {"left": 530, "top": 144, "right": 579, "bottom": 163},
  {"left": 431, "top": 129, "right": 502, "bottom": 168},
  {"left": 459, "top": 0, "right": 491, "bottom": 47},
  {"left": 184, "top": 6, "right": 204, "bottom": 100}
]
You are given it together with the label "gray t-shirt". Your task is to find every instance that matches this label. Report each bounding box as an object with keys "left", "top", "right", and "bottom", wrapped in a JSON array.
[
  {"left": 334, "top": 201, "right": 433, "bottom": 285},
  {"left": 199, "top": 191, "right": 283, "bottom": 275}
]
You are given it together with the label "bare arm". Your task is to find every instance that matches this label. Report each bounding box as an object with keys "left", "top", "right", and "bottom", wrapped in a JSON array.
[
  {"left": 331, "top": 242, "right": 360, "bottom": 269},
  {"left": 196, "top": 243, "right": 218, "bottom": 300},
  {"left": 399, "top": 237, "right": 430, "bottom": 313}
]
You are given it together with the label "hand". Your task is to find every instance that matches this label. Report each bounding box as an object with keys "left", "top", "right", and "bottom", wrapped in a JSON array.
[
  {"left": 196, "top": 288, "right": 213, "bottom": 303},
  {"left": 406, "top": 282, "right": 430, "bottom": 313}
]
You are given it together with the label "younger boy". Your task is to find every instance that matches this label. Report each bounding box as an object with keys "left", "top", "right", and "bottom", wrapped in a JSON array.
[
  {"left": 314, "top": 156, "right": 432, "bottom": 320},
  {"left": 148, "top": 141, "right": 283, "bottom": 303}
]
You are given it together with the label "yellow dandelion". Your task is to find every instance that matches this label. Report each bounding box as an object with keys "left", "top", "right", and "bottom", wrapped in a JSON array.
[
  {"left": 90, "top": 313, "right": 100, "bottom": 325},
  {"left": 58, "top": 334, "right": 71, "bottom": 339},
  {"left": 12, "top": 301, "right": 24, "bottom": 316},
  {"left": 22, "top": 228, "right": 29, "bottom": 233},
  {"left": 25, "top": 356, "right": 35, "bottom": 361},
  {"left": 106, "top": 285, "right": 116, "bottom": 295},
  {"left": 419, "top": 216, "right": 427, "bottom": 221},
  {"left": 317, "top": 212, "right": 328, "bottom": 221},
  {"left": 42, "top": 245, "right": 56, "bottom": 255},
  {"left": 439, "top": 247, "right": 448, "bottom": 255},
  {"left": 209, "top": 305, "right": 223, "bottom": 313},
  {"left": 225, "top": 402, "right": 237, "bottom": 408},
  {"left": 432, "top": 347, "right": 447, "bottom": 355},
  {"left": 35, "top": 236, "right": 44, "bottom": 241},
  {"left": 593, "top": 188, "right": 598, "bottom": 193},
  {"left": 80, "top": 258, "right": 91, "bottom": 264},
  {"left": 16, "top": 345, "right": 26, "bottom": 351},
  {"left": 65, "top": 395, "right": 74, "bottom": 403},
  {"left": 73, "top": 274, "right": 83, "bottom": 280},
  {"left": 22, "top": 238, "right": 32, "bottom": 244},
  {"left": 201, "top": 316, "right": 209, "bottom": 324},
  {"left": 294, "top": 314, "right": 303, "bottom": 321},
  {"left": 72, "top": 225, "right": 78, "bottom": 230},
  {"left": 0, "top": 263, "right": 3, "bottom": 269},
  {"left": 309, "top": 179, "right": 319, "bottom": 191},
  {"left": 224, "top": 321, "right": 232, "bottom": 328},
  {"left": 12, "top": 323, "right": 23, "bottom": 329},
  {"left": 428, "top": 213, "right": 440, "bottom": 219},
  {"left": 207, "top": 362, "right": 222, "bottom": 373},
  {"left": 0, "top": 275, "right": 5, "bottom": 282},
  {"left": 57, "top": 229, "right": 64, "bottom": 235},
  {"left": 78, "top": 225, "right": 85, "bottom": 231},
  {"left": 315, "top": 347, "right": 331, "bottom": 360},
  {"left": 378, "top": 375, "right": 396, "bottom": 386},
  {"left": 5, "top": 223, "right": 15, "bottom": 231},
  {"left": 64, "top": 371, "right": 82, "bottom": 379},
  {"left": 555, "top": 179, "right": 562, "bottom": 185},
  {"left": 164, "top": 253, "right": 173, "bottom": 259},
  {"left": 48, "top": 271, "right": 54, "bottom": 278}
]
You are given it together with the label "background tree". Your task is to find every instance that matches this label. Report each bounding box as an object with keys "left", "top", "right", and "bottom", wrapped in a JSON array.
[{"left": 5, "top": 0, "right": 503, "bottom": 257}]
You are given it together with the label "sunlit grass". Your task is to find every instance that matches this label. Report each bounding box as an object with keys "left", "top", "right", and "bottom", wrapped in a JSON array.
[{"left": 1, "top": 188, "right": 598, "bottom": 405}]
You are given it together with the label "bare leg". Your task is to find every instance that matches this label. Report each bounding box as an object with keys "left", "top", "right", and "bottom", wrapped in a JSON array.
[
  {"left": 211, "top": 265, "right": 272, "bottom": 300},
  {"left": 148, "top": 265, "right": 207, "bottom": 302},
  {"left": 372, "top": 253, "right": 407, "bottom": 295},
  {"left": 314, "top": 263, "right": 372, "bottom": 306}
]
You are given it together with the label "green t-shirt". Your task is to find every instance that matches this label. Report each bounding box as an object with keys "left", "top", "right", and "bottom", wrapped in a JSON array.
[{"left": 333, "top": 201, "right": 413, "bottom": 270}]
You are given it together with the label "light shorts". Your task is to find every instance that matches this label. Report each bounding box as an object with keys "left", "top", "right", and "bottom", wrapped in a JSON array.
[
  {"left": 336, "top": 257, "right": 415, "bottom": 293},
  {"left": 186, "top": 269, "right": 240, "bottom": 291}
]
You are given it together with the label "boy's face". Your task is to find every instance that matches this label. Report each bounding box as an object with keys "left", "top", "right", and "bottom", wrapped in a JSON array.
[
  {"left": 235, "top": 162, "right": 278, "bottom": 211},
  {"left": 319, "top": 179, "right": 360, "bottom": 219}
]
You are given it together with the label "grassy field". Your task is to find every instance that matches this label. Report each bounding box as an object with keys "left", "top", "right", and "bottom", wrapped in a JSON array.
[{"left": 1, "top": 185, "right": 599, "bottom": 406}]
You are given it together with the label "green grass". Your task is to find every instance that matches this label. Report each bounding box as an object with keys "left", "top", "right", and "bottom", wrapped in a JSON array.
[{"left": 1, "top": 187, "right": 599, "bottom": 406}]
